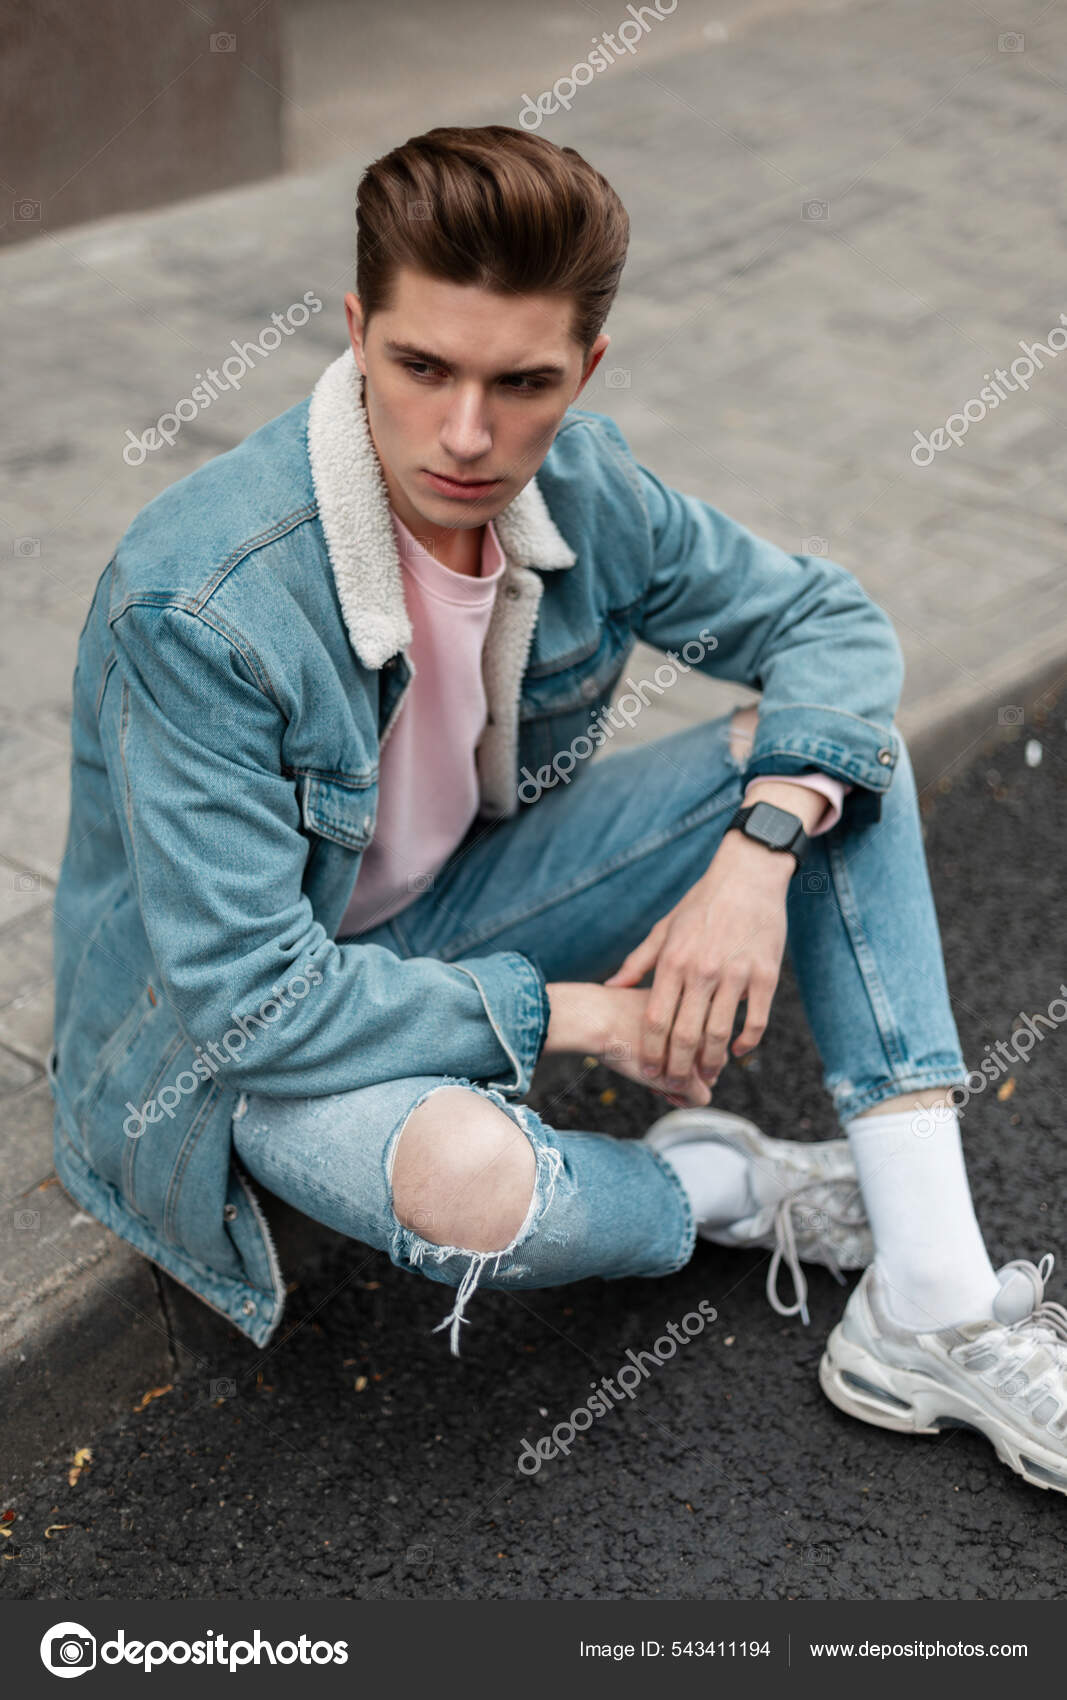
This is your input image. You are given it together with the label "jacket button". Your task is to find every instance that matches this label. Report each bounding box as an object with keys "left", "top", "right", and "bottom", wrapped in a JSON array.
[
  {"left": 877, "top": 747, "right": 894, "bottom": 765},
  {"left": 241, "top": 1299, "right": 256, "bottom": 1316},
  {"left": 505, "top": 583, "right": 521, "bottom": 599},
  {"left": 579, "top": 676, "right": 599, "bottom": 699},
  {"left": 223, "top": 1203, "right": 238, "bottom": 1221}
]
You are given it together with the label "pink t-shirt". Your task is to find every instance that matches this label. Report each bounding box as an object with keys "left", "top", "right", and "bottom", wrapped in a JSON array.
[
  {"left": 337, "top": 510, "right": 506, "bottom": 937},
  {"left": 336, "top": 509, "right": 852, "bottom": 938}
]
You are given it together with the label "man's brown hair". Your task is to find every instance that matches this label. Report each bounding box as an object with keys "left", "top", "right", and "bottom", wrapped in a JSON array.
[{"left": 355, "top": 126, "right": 630, "bottom": 356}]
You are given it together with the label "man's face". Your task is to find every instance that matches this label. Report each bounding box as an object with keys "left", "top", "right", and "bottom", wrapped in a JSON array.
[{"left": 344, "top": 267, "right": 608, "bottom": 542}]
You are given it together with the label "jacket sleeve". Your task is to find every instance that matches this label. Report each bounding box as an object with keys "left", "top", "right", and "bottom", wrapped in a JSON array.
[
  {"left": 107, "top": 601, "right": 548, "bottom": 1097},
  {"left": 597, "top": 417, "right": 905, "bottom": 827}
]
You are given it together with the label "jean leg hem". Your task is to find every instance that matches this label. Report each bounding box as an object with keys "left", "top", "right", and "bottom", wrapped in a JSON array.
[
  {"left": 640, "top": 1142, "right": 698, "bottom": 1275},
  {"left": 832, "top": 1061, "right": 968, "bottom": 1123}
]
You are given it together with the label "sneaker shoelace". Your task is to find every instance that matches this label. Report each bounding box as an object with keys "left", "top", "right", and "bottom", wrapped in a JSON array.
[
  {"left": 1004, "top": 1253, "right": 1067, "bottom": 1350},
  {"left": 765, "top": 1177, "right": 865, "bottom": 1326}
]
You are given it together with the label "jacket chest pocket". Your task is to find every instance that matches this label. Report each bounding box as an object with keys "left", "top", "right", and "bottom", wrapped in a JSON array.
[
  {"left": 521, "top": 616, "right": 634, "bottom": 721},
  {"left": 300, "top": 772, "right": 378, "bottom": 852}
]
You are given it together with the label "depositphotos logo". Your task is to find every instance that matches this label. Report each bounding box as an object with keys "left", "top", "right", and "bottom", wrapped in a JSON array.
[{"left": 40, "top": 1621, "right": 349, "bottom": 1676}]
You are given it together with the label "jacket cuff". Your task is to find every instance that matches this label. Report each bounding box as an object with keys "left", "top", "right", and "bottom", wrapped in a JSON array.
[
  {"left": 452, "top": 949, "right": 550, "bottom": 1097},
  {"left": 741, "top": 705, "right": 899, "bottom": 824}
]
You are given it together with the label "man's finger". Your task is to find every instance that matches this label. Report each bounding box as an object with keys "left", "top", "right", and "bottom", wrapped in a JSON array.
[
  {"left": 639, "top": 961, "right": 683, "bottom": 1076},
  {"left": 698, "top": 978, "right": 744, "bottom": 1079},
  {"left": 665, "top": 979, "right": 716, "bottom": 1084},
  {"left": 733, "top": 975, "right": 776, "bottom": 1054},
  {"left": 604, "top": 926, "right": 661, "bottom": 986}
]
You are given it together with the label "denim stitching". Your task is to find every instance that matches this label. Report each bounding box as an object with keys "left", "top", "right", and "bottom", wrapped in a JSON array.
[
  {"left": 162, "top": 1084, "right": 223, "bottom": 1243},
  {"left": 833, "top": 1062, "right": 969, "bottom": 1123},
  {"left": 823, "top": 829, "right": 909, "bottom": 1075},
  {"left": 642, "top": 1142, "right": 698, "bottom": 1274}
]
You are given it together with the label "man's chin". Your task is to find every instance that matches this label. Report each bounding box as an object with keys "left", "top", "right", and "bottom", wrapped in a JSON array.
[{"left": 411, "top": 480, "right": 515, "bottom": 525}]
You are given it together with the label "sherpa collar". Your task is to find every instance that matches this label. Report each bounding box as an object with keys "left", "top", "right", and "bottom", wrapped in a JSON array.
[{"left": 305, "top": 345, "right": 577, "bottom": 671}]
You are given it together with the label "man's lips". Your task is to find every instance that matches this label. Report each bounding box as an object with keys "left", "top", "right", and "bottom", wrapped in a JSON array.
[{"left": 422, "top": 469, "right": 502, "bottom": 495}]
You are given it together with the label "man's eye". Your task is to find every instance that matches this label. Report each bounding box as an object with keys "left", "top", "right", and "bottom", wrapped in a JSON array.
[{"left": 400, "top": 361, "right": 547, "bottom": 393}]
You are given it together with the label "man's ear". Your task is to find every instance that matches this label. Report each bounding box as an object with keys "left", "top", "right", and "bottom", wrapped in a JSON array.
[
  {"left": 574, "top": 332, "right": 611, "bottom": 399},
  {"left": 344, "top": 291, "right": 368, "bottom": 377}
]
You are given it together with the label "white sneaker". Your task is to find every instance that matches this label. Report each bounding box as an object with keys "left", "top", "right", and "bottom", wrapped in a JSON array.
[
  {"left": 820, "top": 1252, "right": 1067, "bottom": 1497},
  {"left": 642, "top": 1107, "right": 872, "bottom": 1325}
]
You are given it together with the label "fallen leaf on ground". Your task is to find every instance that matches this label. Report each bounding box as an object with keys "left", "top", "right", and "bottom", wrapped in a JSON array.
[
  {"left": 45, "top": 1524, "right": 73, "bottom": 1538},
  {"left": 67, "top": 1448, "right": 92, "bottom": 1486},
  {"left": 997, "top": 1077, "right": 1016, "bottom": 1101},
  {"left": 132, "top": 1385, "right": 173, "bottom": 1413}
]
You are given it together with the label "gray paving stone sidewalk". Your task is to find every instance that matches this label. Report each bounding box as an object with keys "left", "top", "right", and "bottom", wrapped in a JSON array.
[{"left": 2, "top": 0, "right": 1066, "bottom": 1484}]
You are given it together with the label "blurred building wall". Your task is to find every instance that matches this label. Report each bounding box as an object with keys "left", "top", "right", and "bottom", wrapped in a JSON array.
[{"left": 0, "top": 0, "right": 281, "bottom": 247}]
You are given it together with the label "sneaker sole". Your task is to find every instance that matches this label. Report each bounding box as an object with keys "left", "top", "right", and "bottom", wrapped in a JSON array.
[{"left": 819, "top": 1321, "right": 1067, "bottom": 1497}]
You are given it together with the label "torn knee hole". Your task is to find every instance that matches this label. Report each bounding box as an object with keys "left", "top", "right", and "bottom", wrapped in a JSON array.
[{"left": 391, "top": 1084, "right": 537, "bottom": 1254}]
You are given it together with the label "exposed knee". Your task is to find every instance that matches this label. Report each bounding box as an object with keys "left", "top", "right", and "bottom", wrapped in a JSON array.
[
  {"left": 390, "top": 1086, "right": 536, "bottom": 1253},
  {"left": 728, "top": 703, "right": 759, "bottom": 766}
]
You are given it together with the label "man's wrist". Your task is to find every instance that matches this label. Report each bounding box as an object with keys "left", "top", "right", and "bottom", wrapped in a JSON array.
[
  {"left": 716, "top": 827, "right": 798, "bottom": 883},
  {"left": 543, "top": 982, "right": 611, "bottom": 1056},
  {"left": 740, "top": 778, "right": 827, "bottom": 833}
]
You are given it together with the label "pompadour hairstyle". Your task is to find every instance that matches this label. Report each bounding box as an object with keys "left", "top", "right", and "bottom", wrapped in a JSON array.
[{"left": 355, "top": 125, "right": 630, "bottom": 355}]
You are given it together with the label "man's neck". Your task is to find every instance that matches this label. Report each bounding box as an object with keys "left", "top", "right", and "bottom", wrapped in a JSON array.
[{"left": 422, "top": 525, "right": 484, "bottom": 577}]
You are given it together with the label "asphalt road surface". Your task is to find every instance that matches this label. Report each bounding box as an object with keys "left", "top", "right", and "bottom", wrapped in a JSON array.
[{"left": 4, "top": 695, "right": 1065, "bottom": 1602}]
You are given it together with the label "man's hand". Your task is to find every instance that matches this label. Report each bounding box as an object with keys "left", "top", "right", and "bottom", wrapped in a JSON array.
[
  {"left": 603, "top": 782, "right": 822, "bottom": 1090},
  {"left": 541, "top": 983, "right": 712, "bottom": 1107}
]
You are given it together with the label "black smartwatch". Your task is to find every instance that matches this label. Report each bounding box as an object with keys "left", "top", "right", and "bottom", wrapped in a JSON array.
[{"left": 726, "top": 800, "right": 810, "bottom": 869}]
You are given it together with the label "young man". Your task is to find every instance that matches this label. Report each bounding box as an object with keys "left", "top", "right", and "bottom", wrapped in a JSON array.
[{"left": 51, "top": 126, "right": 1066, "bottom": 1498}]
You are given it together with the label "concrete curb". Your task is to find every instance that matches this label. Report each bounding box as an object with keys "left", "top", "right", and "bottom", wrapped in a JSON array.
[
  {"left": 0, "top": 1162, "right": 351, "bottom": 1497},
  {"left": 901, "top": 628, "right": 1067, "bottom": 795},
  {"left": 3, "top": 642, "right": 1065, "bottom": 1498}
]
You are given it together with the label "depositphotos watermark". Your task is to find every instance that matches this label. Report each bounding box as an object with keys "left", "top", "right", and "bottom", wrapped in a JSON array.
[
  {"left": 910, "top": 310, "right": 1067, "bottom": 466},
  {"left": 122, "top": 291, "right": 323, "bottom": 465},
  {"left": 518, "top": 0, "right": 678, "bottom": 129},
  {"left": 122, "top": 963, "right": 323, "bottom": 1138},
  {"left": 517, "top": 1299, "right": 718, "bottom": 1473},
  {"left": 911, "top": 983, "right": 1067, "bottom": 1137},
  {"left": 517, "top": 627, "right": 718, "bottom": 804},
  {"left": 39, "top": 1621, "right": 348, "bottom": 1675}
]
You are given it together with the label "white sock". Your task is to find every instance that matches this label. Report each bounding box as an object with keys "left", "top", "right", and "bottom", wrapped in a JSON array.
[
  {"left": 661, "top": 1142, "right": 754, "bottom": 1229},
  {"left": 844, "top": 1105, "right": 1001, "bottom": 1330}
]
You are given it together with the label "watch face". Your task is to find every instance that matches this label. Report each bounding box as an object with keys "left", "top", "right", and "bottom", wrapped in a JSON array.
[{"left": 746, "top": 801, "right": 799, "bottom": 849}]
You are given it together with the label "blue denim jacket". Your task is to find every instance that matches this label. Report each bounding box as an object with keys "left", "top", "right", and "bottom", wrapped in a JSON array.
[{"left": 49, "top": 347, "right": 904, "bottom": 1346}]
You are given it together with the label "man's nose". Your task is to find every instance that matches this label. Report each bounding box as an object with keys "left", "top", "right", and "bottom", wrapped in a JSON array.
[{"left": 439, "top": 388, "right": 493, "bottom": 462}]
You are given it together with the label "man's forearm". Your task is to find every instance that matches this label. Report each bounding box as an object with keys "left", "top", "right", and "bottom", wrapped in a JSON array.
[{"left": 542, "top": 982, "right": 611, "bottom": 1055}]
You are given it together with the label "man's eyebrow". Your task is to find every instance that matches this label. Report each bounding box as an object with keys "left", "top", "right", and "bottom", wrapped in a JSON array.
[{"left": 384, "top": 339, "right": 568, "bottom": 379}]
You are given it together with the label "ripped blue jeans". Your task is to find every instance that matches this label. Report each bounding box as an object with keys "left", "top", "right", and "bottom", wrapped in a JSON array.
[{"left": 232, "top": 708, "right": 967, "bottom": 1352}]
